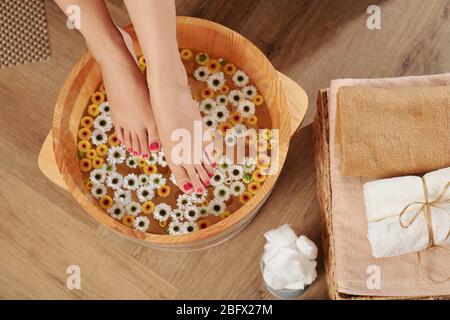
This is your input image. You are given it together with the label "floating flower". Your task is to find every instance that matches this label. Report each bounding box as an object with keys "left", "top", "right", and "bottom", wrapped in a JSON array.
[
  {"left": 224, "top": 177, "right": 232, "bottom": 186},
  {"left": 87, "top": 104, "right": 100, "bottom": 117},
  {"left": 170, "top": 208, "right": 184, "bottom": 220},
  {"left": 232, "top": 70, "right": 249, "bottom": 87},
  {"left": 123, "top": 173, "right": 139, "bottom": 191},
  {"left": 194, "top": 66, "right": 209, "bottom": 81},
  {"left": 153, "top": 203, "right": 172, "bottom": 222},
  {"left": 220, "top": 84, "right": 230, "bottom": 95},
  {"left": 213, "top": 105, "right": 230, "bottom": 123},
  {"left": 252, "top": 169, "right": 267, "bottom": 183},
  {"left": 147, "top": 153, "right": 159, "bottom": 165},
  {"left": 216, "top": 95, "right": 228, "bottom": 106},
  {"left": 218, "top": 122, "right": 233, "bottom": 136},
  {"left": 126, "top": 156, "right": 139, "bottom": 169},
  {"left": 133, "top": 216, "right": 150, "bottom": 232},
  {"left": 169, "top": 173, "right": 178, "bottom": 187},
  {"left": 211, "top": 171, "right": 225, "bottom": 187},
  {"left": 156, "top": 185, "right": 170, "bottom": 198},
  {"left": 228, "top": 90, "right": 244, "bottom": 107},
  {"left": 106, "top": 172, "right": 123, "bottom": 190},
  {"left": 252, "top": 94, "right": 264, "bottom": 106},
  {"left": 78, "top": 140, "right": 91, "bottom": 153},
  {"left": 91, "top": 129, "right": 108, "bottom": 146},
  {"left": 86, "top": 149, "right": 97, "bottom": 160},
  {"left": 99, "top": 195, "right": 113, "bottom": 209},
  {"left": 113, "top": 189, "right": 132, "bottom": 205},
  {"left": 182, "top": 221, "right": 198, "bottom": 234},
  {"left": 168, "top": 220, "right": 184, "bottom": 235},
  {"left": 126, "top": 201, "right": 141, "bottom": 217},
  {"left": 99, "top": 101, "right": 110, "bottom": 114},
  {"left": 207, "top": 59, "right": 221, "bottom": 73},
  {"left": 138, "top": 55, "right": 146, "bottom": 67},
  {"left": 237, "top": 100, "right": 255, "bottom": 118},
  {"left": 96, "top": 144, "right": 108, "bottom": 157},
  {"left": 78, "top": 128, "right": 92, "bottom": 141},
  {"left": 200, "top": 87, "right": 215, "bottom": 99},
  {"left": 214, "top": 185, "right": 231, "bottom": 202},
  {"left": 90, "top": 168, "right": 106, "bottom": 184},
  {"left": 225, "top": 132, "right": 237, "bottom": 147},
  {"left": 177, "top": 194, "right": 192, "bottom": 209},
  {"left": 184, "top": 206, "right": 200, "bottom": 222},
  {"left": 246, "top": 115, "right": 258, "bottom": 126},
  {"left": 122, "top": 215, "right": 135, "bottom": 228},
  {"left": 94, "top": 114, "right": 113, "bottom": 132},
  {"left": 242, "top": 85, "right": 257, "bottom": 100},
  {"left": 261, "top": 129, "right": 272, "bottom": 140},
  {"left": 247, "top": 181, "right": 261, "bottom": 195},
  {"left": 257, "top": 154, "right": 271, "bottom": 170},
  {"left": 203, "top": 115, "right": 218, "bottom": 129},
  {"left": 228, "top": 165, "right": 244, "bottom": 181},
  {"left": 180, "top": 48, "right": 193, "bottom": 60},
  {"left": 199, "top": 99, "right": 216, "bottom": 115},
  {"left": 107, "top": 146, "right": 126, "bottom": 164},
  {"left": 91, "top": 183, "right": 106, "bottom": 199},
  {"left": 197, "top": 219, "right": 210, "bottom": 230},
  {"left": 144, "top": 164, "right": 158, "bottom": 176},
  {"left": 190, "top": 191, "right": 207, "bottom": 204},
  {"left": 233, "top": 124, "right": 247, "bottom": 138},
  {"left": 148, "top": 173, "right": 166, "bottom": 189},
  {"left": 91, "top": 91, "right": 105, "bottom": 104},
  {"left": 229, "top": 112, "right": 244, "bottom": 125},
  {"left": 92, "top": 158, "right": 104, "bottom": 169},
  {"left": 243, "top": 157, "right": 257, "bottom": 173},
  {"left": 242, "top": 172, "right": 253, "bottom": 184},
  {"left": 80, "top": 116, "right": 94, "bottom": 128},
  {"left": 195, "top": 52, "right": 209, "bottom": 65},
  {"left": 230, "top": 181, "right": 245, "bottom": 196},
  {"left": 208, "top": 200, "right": 226, "bottom": 216},
  {"left": 223, "top": 62, "right": 237, "bottom": 75},
  {"left": 199, "top": 206, "right": 208, "bottom": 217},
  {"left": 137, "top": 185, "right": 155, "bottom": 202},
  {"left": 85, "top": 181, "right": 93, "bottom": 190},
  {"left": 103, "top": 163, "right": 116, "bottom": 174},
  {"left": 108, "top": 133, "right": 119, "bottom": 146},
  {"left": 137, "top": 174, "right": 149, "bottom": 186},
  {"left": 239, "top": 191, "right": 253, "bottom": 204},
  {"left": 218, "top": 155, "right": 233, "bottom": 173},
  {"left": 141, "top": 201, "right": 155, "bottom": 214},
  {"left": 207, "top": 72, "right": 225, "bottom": 91},
  {"left": 157, "top": 152, "right": 168, "bottom": 167},
  {"left": 78, "top": 158, "right": 89, "bottom": 171},
  {"left": 107, "top": 203, "right": 125, "bottom": 220}
]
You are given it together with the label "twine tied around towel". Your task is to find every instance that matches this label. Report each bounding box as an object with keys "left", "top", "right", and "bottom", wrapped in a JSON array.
[{"left": 398, "top": 179, "right": 450, "bottom": 284}]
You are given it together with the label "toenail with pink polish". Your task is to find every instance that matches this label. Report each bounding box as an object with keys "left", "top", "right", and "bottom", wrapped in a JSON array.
[
  {"left": 133, "top": 151, "right": 139, "bottom": 156},
  {"left": 204, "top": 180, "right": 210, "bottom": 186},
  {"left": 128, "top": 148, "right": 133, "bottom": 153},
  {"left": 150, "top": 142, "right": 160, "bottom": 151},
  {"left": 143, "top": 153, "right": 149, "bottom": 159},
  {"left": 183, "top": 182, "right": 193, "bottom": 191},
  {"left": 196, "top": 187, "right": 204, "bottom": 194},
  {"left": 208, "top": 172, "right": 214, "bottom": 178}
]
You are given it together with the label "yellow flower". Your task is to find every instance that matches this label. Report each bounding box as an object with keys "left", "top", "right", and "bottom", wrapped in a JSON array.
[
  {"left": 91, "top": 91, "right": 105, "bottom": 104},
  {"left": 87, "top": 104, "right": 100, "bottom": 117},
  {"left": 159, "top": 220, "right": 168, "bottom": 228},
  {"left": 220, "top": 84, "right": 230, "bottom": 94},
  {"left": 200, "top": 87, "right": 215, "bottom": 99},
  {"left": 138, "top": 158, "right": 147, "bottom": 168},
  {"left": 144, "top": 164, "right": 158, "bottom": 175},
  {"left": 252, "top": 170, "right": 267, "bottom": 183},
  {"left": 141, "top": 201, "right": 155, "bottom": 214},
  {"left": 78, "top": 128, "right": 92, "bottom": 140},
  {"left": 180, "top": 49, "right": 193, "bottom": 60},
  {"left": 85, "top": 181, "right": 93, "bottom": 190},
  {"left": 96, "top": 144, "right": 108, "bottom": 157},
  {"left": 99, "top": 195, "right": 113, "bottom": 209},
  {"left": 197, "top": 219, "right": 210, "bottom": 230},
  {"left": 122, "top": 215, "right": 135, "bottom": 227},
  {"left": 86, "top": 149, "right": 97, "bottom": 160},
  {"left": 252, "top": 95, "right": 264, "bottom": 106},
  {"left": 223, "top": 63, "right": 236, "bottom": 75},
  {"left": 108, "top": 133, "right": 119, "bottom": 146},
  {"left": 257, "top": 154, "right": 271, "bottom": 170},
  {"left": 79, "top": 158, "right": 92, "bottom": 172},
  {"left": 218, "top": 122, "right": 233, "bottom": 135},
  {"left": 78, "top": 140, "right": 91, "bottom": 153},
  {"left": 80, "top": 116, "right": 94, "bottom": 128},
  {"left": 99, "top": 83, "right": 106, "bottom": 93},
  {"left": 246, "top": 115, "right": 258, "bottom": 126},
  {"left": 248, "top": 182, "right": 261, "bottom": 195},
  {"left": 195, "top": 52, "right": 209, "bottom": 65},
  {"left": 239, "top": 192, "right": 253, "bottom": 204},
  {"left": 138, "top": 55, "right": 146, "bottom": 66},
  {"left": 261, "top": 129, "right": 272, "bottom": 140},
  {"left": 92, "top": 157, "right": 104, "bottom": 169},
  {"left": 230, "top": 112, "right": 244, "bottom": 125},
  {"left": 220, "top": 211, "right": 231, "bottom": 220},
  {"left": 207, "top": 59, "right": 221, "bottom": 73},
  {"left": 157, "top": 185, "right": 171, "bottom": 198}
]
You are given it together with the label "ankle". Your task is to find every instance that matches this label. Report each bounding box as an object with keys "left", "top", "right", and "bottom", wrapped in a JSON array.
[{"left": 86, "top": 28, "right": 128, "bottom": 66}]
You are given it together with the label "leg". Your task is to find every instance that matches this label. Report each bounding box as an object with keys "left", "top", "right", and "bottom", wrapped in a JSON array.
[
  {"left": 54, "top": 0, "right": 161, "bottom": 157},
  {"left": 124, "top": 0, "right": 216, "bottom": 194}
]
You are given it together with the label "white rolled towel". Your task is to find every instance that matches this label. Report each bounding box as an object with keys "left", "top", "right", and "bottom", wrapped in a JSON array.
[{"left": 363, "top": 167, "right": 450, "bottom": 258}]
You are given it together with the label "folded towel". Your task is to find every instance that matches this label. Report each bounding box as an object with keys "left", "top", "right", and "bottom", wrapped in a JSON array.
[
  {"left": 336, "top": 86, "right": 450, "bottom": 178},
  {"left": 363, "top": 167, "right": 450, "bottom": 258}
]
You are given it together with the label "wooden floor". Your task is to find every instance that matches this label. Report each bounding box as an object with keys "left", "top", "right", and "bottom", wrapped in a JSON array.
[{"left": 0, "top": 0, "right": 449, "bottom": 299}]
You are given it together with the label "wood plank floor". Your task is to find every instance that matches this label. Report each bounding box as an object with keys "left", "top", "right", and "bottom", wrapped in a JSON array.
[{"left": 0, "top": 0, "right": 449, "bottom": 299}]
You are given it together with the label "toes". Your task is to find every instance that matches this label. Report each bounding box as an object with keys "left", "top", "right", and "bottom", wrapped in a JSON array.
[
  {"left": 131, "top": 132, "right": 141, "bottom": 156},
  {"left": 115, "top": 126, "right": 125, "bottom": 145},
  {"left": 170, "top": 163, "right": 193, "bottom": 194},
  {"left": 204, "top": 144, "right": 217, "bottom": 168},
  {"left": 202, "top": 153, "right": 215, "bottom": 177},
  {"left": 124, "top": 130, "right": 133, "bottom": 153},
  {"left": 137, "top": 129, "right": 150, "bottom": 158},
  {"left": 195, "top": 164, "right": 211, "bottom": 187},
  {"left": 185, "top": 165, "right": 205, "bottom": 194},
  {"left": 147, "top": 127, "right": 161, "bottom": 153}
]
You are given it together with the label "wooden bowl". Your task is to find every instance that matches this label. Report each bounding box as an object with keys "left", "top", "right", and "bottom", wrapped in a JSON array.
[{"left": 43, "top": 17, "right": 308, "bottom": 251}]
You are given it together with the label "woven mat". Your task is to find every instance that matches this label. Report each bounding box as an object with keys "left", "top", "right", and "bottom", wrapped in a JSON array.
[{"left": 0, "top": 0, "right": 51, "bottom": 68}]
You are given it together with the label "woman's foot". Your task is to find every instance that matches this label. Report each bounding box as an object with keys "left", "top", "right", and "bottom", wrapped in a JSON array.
[
  {"left": 93, "top": 34, "right": 161, "bottom": 158},
  {"left": 147, "top": 60, "right": 216, "bottom": 194}
]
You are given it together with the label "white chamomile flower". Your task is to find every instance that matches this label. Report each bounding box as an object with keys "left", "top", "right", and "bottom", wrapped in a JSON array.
[
  {"left": 94, "top": 114, "right": 113, "bottom": 132},
  {"left": 182, "top": 221, "right": 198, "bottom": 234},
  {"left": 168, "top": 220, "right": 184, "bottom": 235},
  {"left": 91, "top": 129, "right": 108, "bottom": 146},
  {"left": 169, "top": 173, "right": 178, "bottom": 187},
  {"left": 190, "top": 191, "right": 207, "bottom": 204},
  {"left": 148, "top": 173, "right": 166, "bottom": 189},
  {"left": 199, "top": 206, "right": 208, "bottom": 217},
  {"left": 106, "top": 172, "right": 123, "bottom": 190},
  {"left": 113, "top": 189, "right": 132, "bottom": 205},
  {"left": 136, "top": 185, "right": 155, "bottom": 203},
  {"left": 214, "top": 105, "right": 230, "bottom": 123},
  {"left": 228, "top": 89, "right": 244, "bottom": 107},
  {"left": 153, "top": 203, "right": 172, "bottom": 222},
  {"left": 233, "top": 124, "right": 247, "bottom": 138},
  {"left": 91, "top": 183, "right": 106, "bottom": 199},
  {"left": 243, "top": 157, "right": 257, "bottom": 173},
  {"left": 232, "top": 70, "right": 249, "bottom": 87},
  {"left": 237, "top": 100, "right": 256, "bottom": 118},
  {"left": 242, "top": 85, "right": 258, "bottom": 100},
  {"left": 216, "top": 94, "right": 228, "bottom": 106},
  {"left": 90, "top": 168, "right": 106, "bottom": 184},
  {"left": 99, "top": 101, "right": 111, "bottom": 114},
  {"left": 126, "top": 201, "right": 141, "bottom": 217},
  {"left": 137, "top": 174, "right": 150, "bottom": 186},
  {"left": 208, "top": 200, "right": 226, "bottom": 216},
  {"left": 203, "top": 115, "right": 218, "bottom": 129},
  {"left": 107, "top": 146, "right": 126, "bottom": 164},
  {"left": 170, "top": 208, "right": 184, "bottom": 221},
  {"left": 207, "top": 72, "right": 225, "bottom": 91},
  {"left": 102, "top": 163, "right": 116, "bottom": 174},
  {"left": 147, "top": 153, "right": 158, "bottom": 165},
  {"left": 177, "top": 194, "right": 192, "bottom": 209},
  {"left": 126, "top": 156, "right": 139, "bottom": 169},
  {"left": 230, "top": 181, "right": 245, "bottom": 196},
  {"left": 133, "top": 216, "right": 150, "bottom": 232},
  {"left": 107, "top": 203, "right": 125, "bottom": 220},
  {"left": 157, "top": 151, "right": 167, "bottom": 167},
  {"left": 199, "top": 98, "right": 216, "bottom": 114},
  {"left": 211, "top": 171, "right": 225, "bottom": 187},
  {"left": 228, "top": 165, "right": 244, "bottom": 181},
  {"left": 194, "top": 66, "right": 209, "bottom": 81},
  {"left": 218, "top": 155, "right": 233, "bottom": 173},
  {"left": 123, "top": 173, "right": 139, "bottom": 191},
  {"left": 184, "top": 206, "right": 200, "bottom": 222},
  {"left": 225, "top": 132, "right": 237, "bottom": 147},
  {"left": 214, "top": 185, "right": 231, "bottom": 201}
]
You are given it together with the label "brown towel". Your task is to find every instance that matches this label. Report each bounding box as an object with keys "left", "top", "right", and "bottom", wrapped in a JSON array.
[{"left": 336, "top": 86, "right": 450, "bottom": 178}]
